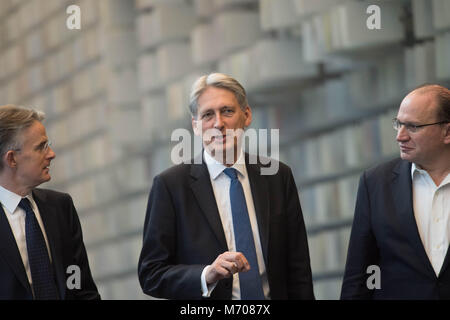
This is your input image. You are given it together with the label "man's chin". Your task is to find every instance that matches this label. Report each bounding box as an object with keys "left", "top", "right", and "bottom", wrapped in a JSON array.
[
  {"left": 400, "top": 151, "right": 415, "bottom": 162},
  {"left": 206, "top": 139, "right": 232, "bottom": 150},
  {"left": 206, "top": 144, "right": 238, "bottom": 163}
]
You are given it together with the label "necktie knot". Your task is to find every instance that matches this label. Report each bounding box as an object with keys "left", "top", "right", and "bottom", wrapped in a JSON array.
[
  {"left": 18, "top": 198, "right": 33, "bottom": 214},
  {"left": 223, "top": 167, "right": 238, "bottom": 180}
]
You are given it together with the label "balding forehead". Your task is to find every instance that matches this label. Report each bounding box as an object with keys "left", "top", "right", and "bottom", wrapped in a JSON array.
[
  {"left": 405, "top": 88, "right": 439, "bottom": 107},
  {"left": 412, "top": 84, "right": 449, "bottom": 96}
]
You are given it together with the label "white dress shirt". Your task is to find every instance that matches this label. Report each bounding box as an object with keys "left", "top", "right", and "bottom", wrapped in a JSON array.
[
  {"left": 412, "top": 164, "right": 450, "bottom": 276},
  {"left": 0, "top": 185, "right": 52, "bottom": 286},
  {"left": 200, "top": 149, "right": 270, "bottom": 299}
]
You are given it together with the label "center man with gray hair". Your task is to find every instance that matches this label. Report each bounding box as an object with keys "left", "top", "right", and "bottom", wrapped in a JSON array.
[{"left": 138, "top": 73, "right": 314, "bottom": 300}]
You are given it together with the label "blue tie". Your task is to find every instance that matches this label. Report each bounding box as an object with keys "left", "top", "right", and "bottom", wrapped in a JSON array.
[
  {"left": 223, "top": 168, "right": 265, "bottom": 300},
  {"left": 19, "top": 198, "right": 59, "bottom": 300}
]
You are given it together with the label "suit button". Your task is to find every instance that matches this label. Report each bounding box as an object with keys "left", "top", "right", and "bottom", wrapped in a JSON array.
[{"left": 225, "top": 281, "right": 231, "bottom": 289}]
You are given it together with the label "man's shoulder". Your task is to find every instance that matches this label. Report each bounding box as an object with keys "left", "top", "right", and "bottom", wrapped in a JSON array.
[
  {"left": 364, "top": 157, "right": 410, "bottom": 181},
  {"left": 33, "top": 187, "right": 72, "bottom": 202},
  {"left": 154, "top": 161, "right": 200, "bottom": 185},
  {"left": 154, "top": 154, "right": 292, "bottom": 180},
  {"left": 32, "top": 188, "right": 75, "bottom": 216},
  {"left": 246, "top": 154, "right": 292, "bottom": 179},
  {"left": 158, "top": 162, "right": 194, "bottom": 175}
]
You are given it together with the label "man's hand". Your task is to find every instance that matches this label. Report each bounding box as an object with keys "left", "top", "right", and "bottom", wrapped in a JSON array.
[{"left": 205, "top": 251, "right": 251, "bottom": 284}]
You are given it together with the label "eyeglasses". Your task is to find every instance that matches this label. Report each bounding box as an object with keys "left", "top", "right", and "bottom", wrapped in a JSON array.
[
  {"left": 37, "top": 140, "right": 52, "bottom": 153},
  {"left": 14, "top": 140, "right": 52, "bottom": 153},
  {"left": 392, "top": 118, "right": 448, "bottom": 133}
]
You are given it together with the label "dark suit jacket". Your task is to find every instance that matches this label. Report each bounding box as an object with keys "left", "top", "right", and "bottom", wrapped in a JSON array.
[
  {"left": 138, "top": 154, "right": 314, "bottom": 299},
  {"left": 341, "top": 158, "right": 450, "bottom": 299},
  {"left": 0, "top": 188, "right": 100, "bottom": 300}
]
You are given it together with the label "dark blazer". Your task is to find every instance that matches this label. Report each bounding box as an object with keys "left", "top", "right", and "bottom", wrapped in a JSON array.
[
  {"left": 138, "top": 154, "right": 314, "bottom": 300},
  {"left": 341, "top": 158, "right": 450, "bottom": 299},
  {"left": 0, "top": 188, "right": 100, "bottom": 300}
]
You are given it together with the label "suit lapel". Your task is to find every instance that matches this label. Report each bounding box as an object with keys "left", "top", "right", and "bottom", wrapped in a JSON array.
[
  {"left": 391, "top": 160, "right": 436, "bottom": 278},
  {"left": 190, "top": 160, "right": 228, "bottom": 251},
  {"left": 0, "top": 204, "right": 31, "bottom": 293},
  {"left": 32, "top": 189, "right": 66, "bottom": 299},
  {"left": 245, "top": 156, "right": 270, "bottom": 266},
  {"left": 438, "top": 195, "right": 450, "bottom": 276},
  {"left": 439, "top": 246, "right": 450, "bottom": 278}
]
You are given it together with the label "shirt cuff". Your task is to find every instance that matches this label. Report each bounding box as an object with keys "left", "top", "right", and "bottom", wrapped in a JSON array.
[{"left": 201, "top": 265, "right": 218, "bottom": 298}]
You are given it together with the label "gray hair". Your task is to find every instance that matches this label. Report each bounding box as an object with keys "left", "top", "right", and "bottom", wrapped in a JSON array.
[
  {"left": 0, "top": 105, "right": 45, "bottom": 170},
  {"left": 188, "top": 73, "right": 249, "bottom": 117}
]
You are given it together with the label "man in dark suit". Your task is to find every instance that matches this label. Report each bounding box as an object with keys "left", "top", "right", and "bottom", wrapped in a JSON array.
[
  {"left": 0, "top": 105, "right": 100, "bottom": 300},
  {"left": 341, "top": 84, "right": 450, "bottom": 299},
  {"left": 138, "top": 73, "right": 314, "bottom": 300}
]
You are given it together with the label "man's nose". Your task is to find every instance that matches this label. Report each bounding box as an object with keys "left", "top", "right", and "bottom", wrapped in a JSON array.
[
  {"left": 396, "top": 125, "right": 410, "bottom": 142},
  {"left": 214, "top": 114, "right": 224, "bottom": 129},
  {"left": 47, "top": 146, "right": 56, "bottom": 159}
]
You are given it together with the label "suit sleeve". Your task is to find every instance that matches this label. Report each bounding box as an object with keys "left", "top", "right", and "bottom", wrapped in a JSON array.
[
  {"left": 65, "top": 195, "right": 101, "bottom": 300},
  {"left": 285, "top": 167, "right": 315, "bottom": 299},
  {"left": 138, "top": 175, "right": 205, "bottom": 299},
  {"left": 340, "top": 172, "right": 380, "bottom": 299}
]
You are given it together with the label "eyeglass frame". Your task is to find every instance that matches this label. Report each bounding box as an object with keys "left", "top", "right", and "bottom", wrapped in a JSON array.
[
  {"left": 13, "top": 140, "right": 53, "bottom": 153},
  {"left": 392, "top": 118, "right": 449, "bottom": 133}
]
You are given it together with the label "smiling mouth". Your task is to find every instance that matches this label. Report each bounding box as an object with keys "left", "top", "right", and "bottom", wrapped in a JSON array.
[{"left": 210, "top": 135, "right": 229, "bottom": 142}]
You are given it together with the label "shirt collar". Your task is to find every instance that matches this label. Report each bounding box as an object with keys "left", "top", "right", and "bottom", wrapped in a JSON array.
[
  {"left": 0, "top": 185, "right": 33, "bottom": 214},
  {"left": 411, "top": 163, "right": 450, "bottom": 187},
  {"left": 203, "top": 148, "right": 246, "bottom": 180},
  {"left": 443, "top": 175, "right": 450, "bottom": 187},
  {"left": 411, "top": 162, "right": 425, "bottom": 180}
]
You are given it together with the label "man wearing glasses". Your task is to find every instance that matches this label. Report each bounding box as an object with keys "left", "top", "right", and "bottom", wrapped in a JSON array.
[
  {"left": 0, "top": 105, "right": 100, "bottom": 300},
  {"left": 341, "top": 84, "right": 450, "bottom": 299}
]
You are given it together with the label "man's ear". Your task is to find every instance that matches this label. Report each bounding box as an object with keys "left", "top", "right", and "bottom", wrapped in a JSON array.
[
  {"left": 192, "top": 116, "right": 201, "bottom": 136},
  {"left": 244, "top": 105, "right": 252, "bottom": 128},
  {"left": 444, "top": 123, "right": 450, "bottom": 144},
  {"left": 3, "top": 150, "right": 17, "bottom": 169}
]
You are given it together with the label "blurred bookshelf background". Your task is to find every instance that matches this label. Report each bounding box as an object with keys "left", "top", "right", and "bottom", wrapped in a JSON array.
[{"left": 0, "top": 0, "right": 449, "bottom": 299}]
